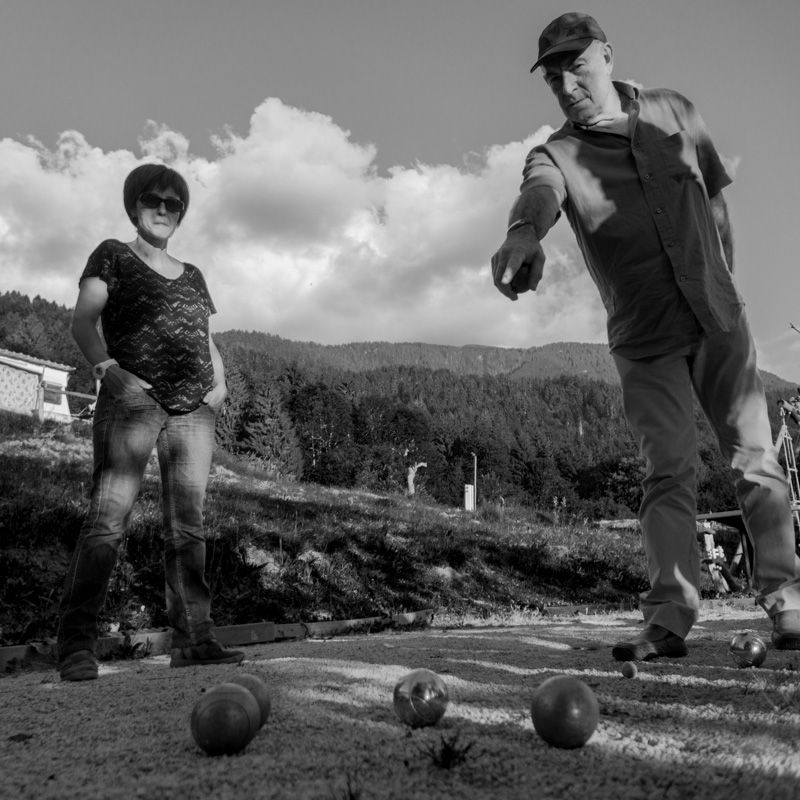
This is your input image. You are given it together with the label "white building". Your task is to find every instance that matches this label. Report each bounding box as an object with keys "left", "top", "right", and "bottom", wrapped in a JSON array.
[{"left": 0, "top": 348, "right": 75, "bottom": 422}]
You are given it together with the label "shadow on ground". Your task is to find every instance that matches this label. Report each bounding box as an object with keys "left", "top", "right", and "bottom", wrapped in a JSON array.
[{"left": 2, "top": 608, "right": 799, "bottom": 800}]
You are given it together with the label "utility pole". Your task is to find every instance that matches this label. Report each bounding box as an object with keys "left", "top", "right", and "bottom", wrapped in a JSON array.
[{"left": 471, "top": 451, "right": 477, "bottom": 509}]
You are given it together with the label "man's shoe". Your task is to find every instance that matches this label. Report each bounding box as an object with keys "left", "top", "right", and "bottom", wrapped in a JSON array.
[
  {"left": 772, "top": 610, "right": 800, "bottom": 650},
  {"left": 170, "top": 638, "right": 245, "bottom": 668},
  {"left": 59, "top": 649, "right": 99, "bottom": 681},
  {"left": 612, "top": 624, "right": 688, "bottom": 662}
]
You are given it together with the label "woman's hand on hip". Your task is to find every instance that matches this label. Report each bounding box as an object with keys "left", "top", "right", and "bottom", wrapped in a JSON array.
[
  {"left": 104, "top": 365, "right": 152, "bottom": 397},
  {"left": 203, "top": 382, "right": 228, "bottom": 411}
]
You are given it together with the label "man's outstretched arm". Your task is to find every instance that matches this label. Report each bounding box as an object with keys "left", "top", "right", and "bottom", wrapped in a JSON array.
[{"left": 491, "top": 186, "right": 561, "bottom": 301}]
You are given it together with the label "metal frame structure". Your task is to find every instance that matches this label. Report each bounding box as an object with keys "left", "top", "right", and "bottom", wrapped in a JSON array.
[
  {"left": 696, "top": 399, "right": 800, "bottom": 594},
  {"left": 775, "top": 399, "right": 800, "bottom": 527}
]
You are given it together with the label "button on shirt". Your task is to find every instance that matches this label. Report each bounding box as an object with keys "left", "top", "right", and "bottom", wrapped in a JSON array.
[{"left": 521, "top": 82, "right": 742, "bottom": 358}]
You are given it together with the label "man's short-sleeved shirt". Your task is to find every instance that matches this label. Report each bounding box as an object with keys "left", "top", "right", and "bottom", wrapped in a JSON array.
[
  {"left": 521, "top": 82, "right": 741, "bottom": 358},
  {"left": 81, "top": 239, "right": 216, "bottom": 413}
]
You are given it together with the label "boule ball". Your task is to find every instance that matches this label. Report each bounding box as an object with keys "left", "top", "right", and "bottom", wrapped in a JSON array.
[
  {"left": 190, "top": 683, "right": 261, "bottom": 755},
  {"left": 530, "top": 675, "right": 599, "bottom": 749},
  {"left": 728, "top": 631, "right": 767, "bottom": 668},
  {"left": 228, "top": 673, "right": 271, "bottom": 727},
  {"left": 393, "top": 668, "right": 449, "bottom": 728}
]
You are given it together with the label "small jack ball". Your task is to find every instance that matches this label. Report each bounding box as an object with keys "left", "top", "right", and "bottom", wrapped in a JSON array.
[
  {"left": 191, "top": 683, "right": 261, "bottom": 756},
  {"left": 530, "top": 675, "right": 599, "bottom": 749},
  {"left": 393, "top": 668, "right": 449, "bottom": 728},
  {"left": 621, "top": 661, "right": 638, "bottom": 679},
  {"left": 729, "top": 632, "right": 767, "bottom": 668}
]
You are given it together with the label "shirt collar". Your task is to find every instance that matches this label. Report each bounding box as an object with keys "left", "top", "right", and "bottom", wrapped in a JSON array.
[
  {"left": 613, "top": 81, "right": 639, "bottom": 102},
  {"left": 563, "top": 81, "right": 639, "bottom": 135}
]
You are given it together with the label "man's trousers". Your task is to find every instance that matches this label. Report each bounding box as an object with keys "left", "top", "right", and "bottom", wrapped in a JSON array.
[{"left": 613, "top": 311, "right": 800, "bottom": 636}]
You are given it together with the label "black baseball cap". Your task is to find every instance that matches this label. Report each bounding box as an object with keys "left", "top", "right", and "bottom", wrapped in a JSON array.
[{"left": 530, "top": 12, "right": 607, "bottom": 72}]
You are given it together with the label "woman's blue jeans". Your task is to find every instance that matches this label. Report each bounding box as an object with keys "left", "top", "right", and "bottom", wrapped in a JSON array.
[{"left": 57, "top": 388, "right": 217, "bottom": 659}]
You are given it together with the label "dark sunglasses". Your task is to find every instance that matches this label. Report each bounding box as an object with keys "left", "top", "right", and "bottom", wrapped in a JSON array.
[{"left": 138, "top": 192, "right": 185, "bottom": 214}]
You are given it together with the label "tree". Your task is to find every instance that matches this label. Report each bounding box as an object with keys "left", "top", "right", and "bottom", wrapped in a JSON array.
[
  {"left": 406, "top": 462, "right": 427, "bottom": 497},
  {"left": 288, "top": 382, "right": 356, "bottom": 485},
  {"left": 214, "top": 356, "right": 248, "bottom": 451},
  {"left": 238, "top": 382, "right": 303, "bottom": 479},
  {"left": 353, "top": 395, "right": 396, "bottom": 447}
]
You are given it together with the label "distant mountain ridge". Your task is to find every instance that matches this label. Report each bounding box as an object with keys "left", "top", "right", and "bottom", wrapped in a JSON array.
[
  {"left": 215, "top": 330, "right": 795, "bottom": 391},
  {"left": 215, "top": 330, "right": 615, "bottom": 379},
  {"left": 0, "top": 284, "right": 792, "bottom": 393}
]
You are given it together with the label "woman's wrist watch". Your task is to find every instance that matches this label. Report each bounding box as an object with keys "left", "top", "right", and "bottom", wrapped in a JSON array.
[{"left": 93, "top": 358, "right": 118, "bottom": 380}]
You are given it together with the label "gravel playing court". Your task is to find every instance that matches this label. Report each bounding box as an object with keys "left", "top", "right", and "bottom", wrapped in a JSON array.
[{"left": 2, "top": 604, "right": 799, "bottom": 800}]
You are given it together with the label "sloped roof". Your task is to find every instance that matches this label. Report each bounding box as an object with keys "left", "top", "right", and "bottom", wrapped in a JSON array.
[{"left": 0, "top": 347, "right": 75, "bottom": 372}]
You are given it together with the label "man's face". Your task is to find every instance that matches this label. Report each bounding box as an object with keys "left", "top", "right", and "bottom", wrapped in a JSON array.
[{"left": 541, "top": 41, "right": 615, "bottom": 126}]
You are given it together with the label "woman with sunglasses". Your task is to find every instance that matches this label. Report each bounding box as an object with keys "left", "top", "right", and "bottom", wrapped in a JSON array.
[{"left": 57, "top": 163, "right": 244, "bottom": 680}]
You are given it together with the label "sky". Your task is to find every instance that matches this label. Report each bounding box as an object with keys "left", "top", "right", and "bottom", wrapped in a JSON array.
[{"left": 2, "top": 0, "right": 800, "bottom": 381}]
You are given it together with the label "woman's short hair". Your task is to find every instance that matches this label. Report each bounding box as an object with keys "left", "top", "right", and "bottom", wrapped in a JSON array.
[{"left": 123, "top": 164, "right": 190, "bottom": 226}]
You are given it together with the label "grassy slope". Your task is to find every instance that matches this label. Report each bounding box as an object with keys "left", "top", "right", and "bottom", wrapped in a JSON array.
[{"left": 0, "top": 415, "right": 731, "bottom": 647}]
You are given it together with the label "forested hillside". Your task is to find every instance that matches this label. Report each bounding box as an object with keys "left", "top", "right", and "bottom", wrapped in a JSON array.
[
  {"left": 1, "top": 290, "right": 797, "bottom": 518},
  {"left": 213, "top": 329, "right": 796, "bottom": 392},
  {"left": 213, "top": 329, "right": 624, "bottom": 382},
  {"left": 0, "top": 292, "right": 89, "bottom": 386}
]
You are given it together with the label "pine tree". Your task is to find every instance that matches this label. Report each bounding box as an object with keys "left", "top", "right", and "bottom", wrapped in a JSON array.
[
  {"left": 238, "top": 383, "right": 303, "bottom": 478},
  {"left": 214, "top": 360, "right": 248, "bottom": 451}
]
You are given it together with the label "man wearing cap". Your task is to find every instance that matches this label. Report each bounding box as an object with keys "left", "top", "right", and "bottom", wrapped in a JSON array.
[{"left": 491, "top": 12, "right": 800, "bottom": 660}]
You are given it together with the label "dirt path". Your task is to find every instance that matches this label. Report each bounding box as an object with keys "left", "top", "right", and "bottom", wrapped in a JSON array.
[{"left": 2, "top": 604, "right": 799, "bottom": 800}]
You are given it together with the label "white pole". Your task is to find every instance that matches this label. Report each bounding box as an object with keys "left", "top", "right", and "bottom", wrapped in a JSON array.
[{"left": 471, "top": 452, "right": 477, "bottom": 508}]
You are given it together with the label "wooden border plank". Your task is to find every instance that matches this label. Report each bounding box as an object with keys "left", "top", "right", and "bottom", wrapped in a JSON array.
[{"left": 0, "top": 610, "right": 439, "bottom": 672}]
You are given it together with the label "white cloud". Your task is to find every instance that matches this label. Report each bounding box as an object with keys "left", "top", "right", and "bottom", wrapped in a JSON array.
[
  {"left": 0, "top": 131, "right": 137, "bottom": 301},
  {"left": 0, "top": 98, "right": 607, "bottom": 353}
]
